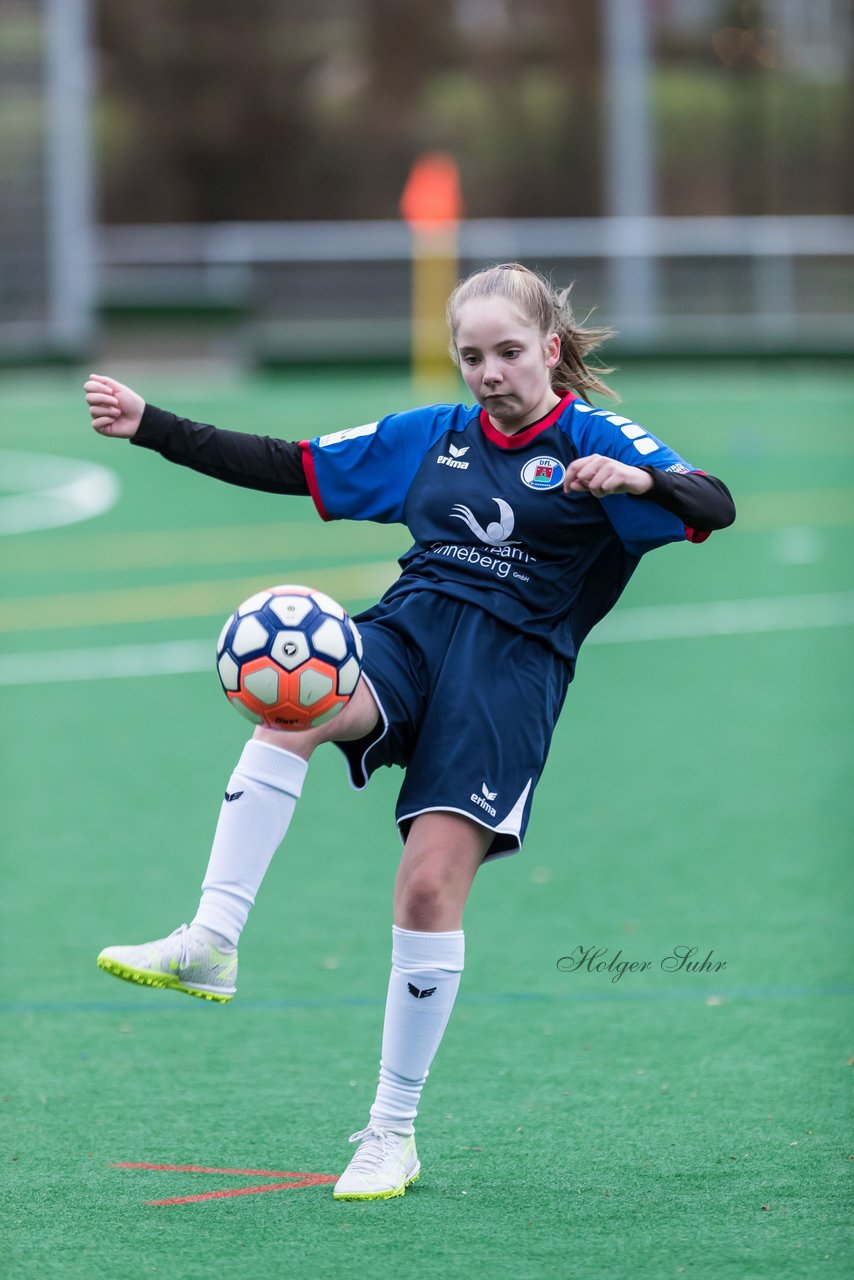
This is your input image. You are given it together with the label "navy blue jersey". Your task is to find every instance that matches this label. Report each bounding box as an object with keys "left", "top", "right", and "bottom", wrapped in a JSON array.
[{"left": 301, "top": 393, "right": 695, "bottom": 669}]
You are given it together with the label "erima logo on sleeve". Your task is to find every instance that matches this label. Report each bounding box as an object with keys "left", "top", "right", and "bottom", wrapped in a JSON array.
[{"left": 437, "top": 442, "right": 470, "bottom": 470}]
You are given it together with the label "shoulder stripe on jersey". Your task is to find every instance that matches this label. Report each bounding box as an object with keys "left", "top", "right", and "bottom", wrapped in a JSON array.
[
  {"left": 316, "top": 422, "right": 378, "bottom": 448},
  {"left": 479, "top": 392, "right": 575, "bottom": 449},
  {"left": 298, "top": 440, "right": 332, "bottom": 522}
]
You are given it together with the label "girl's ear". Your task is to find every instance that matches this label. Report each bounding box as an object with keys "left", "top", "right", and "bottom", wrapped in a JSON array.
[{"left": 545, "top": 332, "right": 561, "bottom": 369}]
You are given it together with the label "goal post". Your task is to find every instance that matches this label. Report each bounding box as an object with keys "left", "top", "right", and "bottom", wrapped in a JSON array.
[{"left": 0, "top": 0, "right": 95, "bottom": 360}]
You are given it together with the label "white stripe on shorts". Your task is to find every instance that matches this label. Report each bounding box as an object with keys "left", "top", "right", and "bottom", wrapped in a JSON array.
[{"left": 398, "top": 777, "right": 534, "bottom": 860}]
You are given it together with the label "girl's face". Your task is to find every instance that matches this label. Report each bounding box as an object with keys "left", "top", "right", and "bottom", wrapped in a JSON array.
[{"left": 453, "top": 296, "right": 561, "bottom": 434}]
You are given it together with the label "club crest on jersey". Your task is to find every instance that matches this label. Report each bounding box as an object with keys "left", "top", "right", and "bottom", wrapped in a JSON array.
[{"left": 520, "top": 456, "right": 565, "bottom": 490}]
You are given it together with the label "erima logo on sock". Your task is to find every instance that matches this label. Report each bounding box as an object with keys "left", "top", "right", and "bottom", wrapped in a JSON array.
[
  {"left": 224, "top": 790, "right": 244, "bottom": 803},
  {"left": 407, "top": 982, "right": 437, "bottom": 999}
]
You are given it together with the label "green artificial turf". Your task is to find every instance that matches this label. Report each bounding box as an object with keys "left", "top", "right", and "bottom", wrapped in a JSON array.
[{"left": 1, "top": 363, "right": 852, "bottom": 1279}]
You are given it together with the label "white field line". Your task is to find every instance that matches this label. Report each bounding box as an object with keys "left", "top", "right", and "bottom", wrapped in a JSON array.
[
  {"left": 0, "top": 592, "right": 851, "bottom": 688},
  {"left": 590, "top": 590, "right": 854, "bottom": 642}
]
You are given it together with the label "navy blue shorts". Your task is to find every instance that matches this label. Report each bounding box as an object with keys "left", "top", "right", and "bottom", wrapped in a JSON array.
[{"left": 335, "top": 589, "right": 570, "bottom": 858}]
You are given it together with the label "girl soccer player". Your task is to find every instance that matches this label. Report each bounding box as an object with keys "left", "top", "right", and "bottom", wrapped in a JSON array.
[{"left": 84, "top": 263, "right": 735, "bottom": 1200}]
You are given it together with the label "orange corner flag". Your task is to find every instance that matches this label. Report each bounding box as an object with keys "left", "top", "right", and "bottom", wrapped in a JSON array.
[{"left": 400, "top": 152, "right": 463, "bottom": 229}]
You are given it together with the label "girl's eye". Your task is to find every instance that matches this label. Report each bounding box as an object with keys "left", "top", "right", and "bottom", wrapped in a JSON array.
[
  {"left": 503, "top": 349, "right": 520, "bottom": 359},
  {"left": 462, "top": 355, "right": 480, "bottom": 366}
]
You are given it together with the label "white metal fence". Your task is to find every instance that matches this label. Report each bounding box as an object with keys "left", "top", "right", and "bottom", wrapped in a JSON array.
[
  {"left": 3, "top": 0, "right": 851, "bottom": 361},
  {"left": 97, "top": 216, "right": 854, "bottom": 358}
]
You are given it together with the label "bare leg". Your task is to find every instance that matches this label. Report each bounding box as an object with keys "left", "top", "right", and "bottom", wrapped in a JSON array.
[
  {"left": 252, "top": 675, "right": 381, "bottom": 757},
  {"left": 367, "top": 812, "right": 491, "bottom": 1134},
  {"left": 393, "top": 811, "right": 491, "bottom": 930}
]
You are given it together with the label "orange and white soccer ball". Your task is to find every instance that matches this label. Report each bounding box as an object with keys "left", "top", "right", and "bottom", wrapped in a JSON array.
[{"left": 216, "top": 585, "right": 363, "bottom": 730}]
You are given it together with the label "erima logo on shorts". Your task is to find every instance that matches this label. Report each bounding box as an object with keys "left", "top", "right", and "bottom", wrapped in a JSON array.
[
  {"left": 437, "top": 442, "right": 470, "bottom": 470},
  {"left": 521, "top": 456, "right": 565, "bottom": 490},
  {"left": 471, "top": 782, "right": 497, "bottom": 818}
]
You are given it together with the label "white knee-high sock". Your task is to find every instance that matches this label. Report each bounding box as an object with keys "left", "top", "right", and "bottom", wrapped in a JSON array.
[
  {"left": 369, "top": 925, "right": 465, "bottom": 1136},
  {"left": 190, "top": 739, "right": 307, "bottom": 948}
]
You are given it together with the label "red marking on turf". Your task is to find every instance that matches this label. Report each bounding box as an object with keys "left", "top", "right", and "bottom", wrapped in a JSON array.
[
  {"left": 146, "top": 1178, "right": 335, "bottom": 1206},
  {"left": 113, "top": 1161, "right": 337, "bottom": 1205}
]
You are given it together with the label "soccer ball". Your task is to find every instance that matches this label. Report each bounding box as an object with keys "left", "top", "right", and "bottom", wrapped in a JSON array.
[{"left": 216, "top": 585, "right": 363, "bottom": 730}]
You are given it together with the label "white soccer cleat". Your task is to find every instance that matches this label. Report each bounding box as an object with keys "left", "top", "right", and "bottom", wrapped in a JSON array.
[
  {"left": 333, "top": 1126, "right": 420, "bottom": 1201},
  {"left": 96, "top": 924, "right": 237, "bottom": 1003}
]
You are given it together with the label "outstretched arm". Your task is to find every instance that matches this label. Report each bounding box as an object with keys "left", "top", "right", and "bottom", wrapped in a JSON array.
[
  {"left": 83, "top": 374, "right": 309, "bottom": 496},
  {"left": 84, "top": 374, "right": 145, "bottom": 438}
]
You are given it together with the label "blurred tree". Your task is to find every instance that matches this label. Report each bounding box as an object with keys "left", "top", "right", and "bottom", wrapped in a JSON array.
[
  {"left": 96, "top": 0, "right": 321, "bottom": 220},
  {"left": 94, "top": 0, "right": 610, "bottom": 221},
  {"left": 93, "top": 0, "right": 852, "bottom": 224},
  {"left": 315, "top": 0, "right": 459, "bottom": 217},
  {"left": 656, "top": 0, "right": 854, "bottom": 216}
]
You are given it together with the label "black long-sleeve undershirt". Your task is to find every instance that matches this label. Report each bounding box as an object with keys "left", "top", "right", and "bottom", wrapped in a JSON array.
[
  {"left": 132, "top": 403, "right": 736, "bottom": 530},
  {"left": 133, "top": 403, "right": 310, "bottom": 495},
  {"left": 636, "top": 466, "right": 735, "bottom": 531}
]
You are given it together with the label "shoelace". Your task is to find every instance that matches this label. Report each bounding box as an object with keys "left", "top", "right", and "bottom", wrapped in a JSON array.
[
  {"left": 346, "top": 1127, "right": 405, "bottom": 1172},
  {"left": 166, "top": 923, "right": 192, "bottom": 970}
]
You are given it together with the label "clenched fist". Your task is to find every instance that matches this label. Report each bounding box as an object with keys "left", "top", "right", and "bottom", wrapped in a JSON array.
[
  {"left": 84, "top": 374, "right": 145, "bottom": 439},
  {"left": 563, "top": 454, "right": 653, "bottom": 499}
]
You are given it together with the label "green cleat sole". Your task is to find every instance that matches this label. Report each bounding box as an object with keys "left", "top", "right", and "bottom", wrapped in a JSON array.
[
  {"left": 333, "top": 1170, "right": 420, "bottom": 1201},
  {"left": 96, "top": 955, "right": 233, "bottom": 1003}
]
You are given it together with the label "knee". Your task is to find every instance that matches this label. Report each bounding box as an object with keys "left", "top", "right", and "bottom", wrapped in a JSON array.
[
  {"left": 394, "top": 815, "right": 488, "bottom": 931},
  {"left": 395, "top": 865, "right": 450, "bottom": 931}
]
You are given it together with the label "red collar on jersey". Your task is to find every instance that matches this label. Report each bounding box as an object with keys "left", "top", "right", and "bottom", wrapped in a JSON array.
[{"left": 479, "top": 391, "right": 576, "bottom": 449}]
